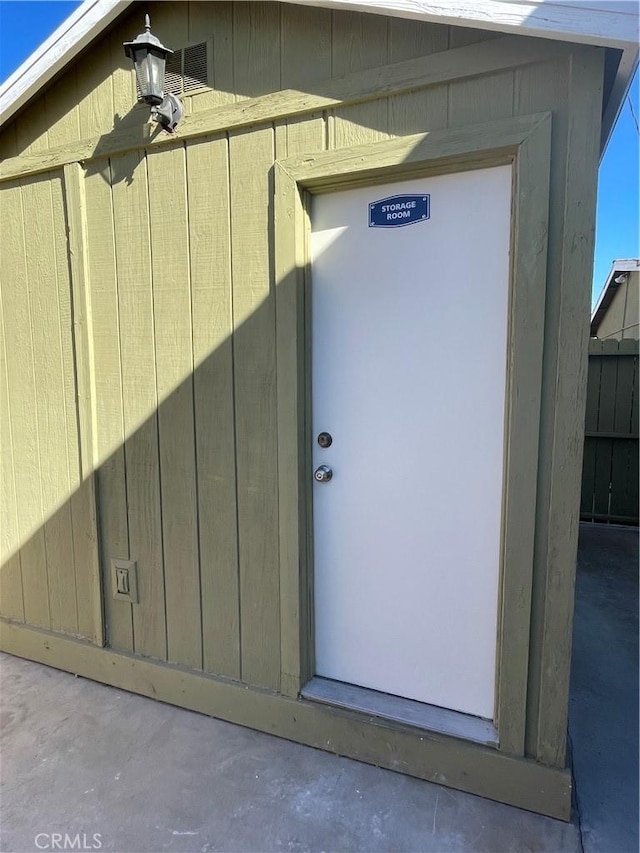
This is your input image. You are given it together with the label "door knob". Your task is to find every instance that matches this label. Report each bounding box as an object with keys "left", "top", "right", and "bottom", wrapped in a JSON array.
[{"left": 314, "top": 465, "right": 333, "bottom": 483}]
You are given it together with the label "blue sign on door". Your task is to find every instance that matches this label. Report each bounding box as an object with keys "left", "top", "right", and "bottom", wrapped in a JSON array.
[{"left": 369, "top": 194, "right": 430, "bottom": 228}]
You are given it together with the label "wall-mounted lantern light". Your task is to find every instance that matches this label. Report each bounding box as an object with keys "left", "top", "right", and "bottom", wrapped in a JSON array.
[{"left": 123, "top": 15, "right": 183, "bottom": 132}]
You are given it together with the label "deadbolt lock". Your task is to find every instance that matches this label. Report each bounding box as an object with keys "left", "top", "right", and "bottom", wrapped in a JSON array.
[{"left": 317, "top": 432, "right": 333, "bottom": 448}]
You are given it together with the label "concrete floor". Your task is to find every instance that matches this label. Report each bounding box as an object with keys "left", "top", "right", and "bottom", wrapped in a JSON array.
[
  {"left": 569, "top": 524, "right": 639, "bottom": 853},
  {"left": 0, "top": 524, "right": 637, "bottom": 853}
]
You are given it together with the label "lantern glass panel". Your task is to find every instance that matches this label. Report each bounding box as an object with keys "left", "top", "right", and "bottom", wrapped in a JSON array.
[{"left": 133, "top": 47, "right": 166, "bottom": 104}]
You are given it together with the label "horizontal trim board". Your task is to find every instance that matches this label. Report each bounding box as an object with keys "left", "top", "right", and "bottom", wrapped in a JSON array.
[
  {"left": 302, "top": 677, "right": 499, "bottom": 745},
  {"left": 588, "top": 336, "right": 639, "bottom": 354},
  {"left": 579, "top": 518, "right": 639, "bottom": 529},
  {"left": 0, "top": 35, "right": 573, "bottom": 184},
  {"left": 278, "top": 113, "right": 549, "bottom": 190},
  {"left": 0, "top": 620, "right": 571, "bottom": 819},
  {"left": 584, "top": 431, "right": 639, "bottom": 440},
  {"left": 580, "top": 513, "right": 639, "bottom": 525},
  {"left": 587, "top": 350, "right": 640, "bottom": 357}
]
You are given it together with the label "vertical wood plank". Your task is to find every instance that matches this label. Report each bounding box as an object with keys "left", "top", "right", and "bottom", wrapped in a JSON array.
[
  {"left": 147, "top": 144, "right": 202, "bottom": 670},
  {"left": 592, "top": 438, "right": 613, "bottom": 516},
  {"left": 0, "top": 122, "right": 18, "bottom": 161},
  {"left": 604, "top": 341, "right": 636, "bottom": 520},
  {"left": 46, "top": 66, "right": 81, "bottom": 150},
  {"left": 229, "top": 127, "right": 280, "bottom": 689},
  {"left": 0, "top": 289, "right": 24, "bottom": 622},
  {"left": 626, "top": 439, "right": 639, "bottom": 519},
  {"left": 613, "top": 344, "right": 635, "bottom": 434},
  {"left": 281, "top": 5, "right": 332, "bottom": 90},
  {"left": 331, "top": 11, "right": 388, "bottom": 147},
  {"left": 189, "top": 1, "right": 235, "bottom": 112},
  {"left": 631, "top": 351, "right": 639, "bottom": 439},
  {"left": 279, "top": 4, "right": 331, "bottom": 158},
  {"left": 110, "top": 21, "right": 138, "bottom": 130},
  {"left": 609, "top": 439, "right": 636, "bottom": 520},
  {"left": 233, "top": 2, "right": 281, "bottom": 99},
  {"left": 592, "top": 339, "right": 618, "bottom": 516},
  {"left": 584, "top": 343, "right": 603, "bottom": 432},
  {"left": 22, "top": 176, "right": 77, "bottom": 635},
  {"left": 597, "top": 340, "right": 619, "bottom": 430},
  {"left": 84, "top": 160, "right": 132, "bottom": 651},
  {"left": 187, "top": 134, "right": 240, "bottom": 679},
  {"left": 78, "top": 39, "right": 114, "bottom": 140},
  {"left": 0, "top": 555, "right": 23, "bottom": 622},
  {"left": 150, "top": 2, "right": 192, "bottom": 115},
  {"left": 387, "top": 19, "right": 449, "bottom": 136},
  {"left": 448, "top": 69, "right": 514, "bottom": 127},
  {"left": 111, "top": 150, "right": 166, "bottom": 661},
  {"left": 15, "top": 101, "right": 49, "bottom": 155},
  {"left": 580, "top": 343, "right": 602, "bottom": 517},
  {"left": 579, "top": 437, "right": 596, "bottom": 518},
  {"left": 1, "top": 182, "right": 49, "bottom": 628}
]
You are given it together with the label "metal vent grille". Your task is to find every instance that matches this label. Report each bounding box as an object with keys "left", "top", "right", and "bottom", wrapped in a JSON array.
[
  {"left": 136, "top": 42, "right": 209, "bottom": 99},
  {"left": 164, "top": 51, "right": 184, "bottom": 96},
  {"left": 183, "top": 43, "right": 208, "bottom": 93}
]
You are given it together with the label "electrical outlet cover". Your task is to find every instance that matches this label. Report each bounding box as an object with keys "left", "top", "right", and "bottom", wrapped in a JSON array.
[{"left": 111, "top": 559, "right": 138, "bottom": 604}]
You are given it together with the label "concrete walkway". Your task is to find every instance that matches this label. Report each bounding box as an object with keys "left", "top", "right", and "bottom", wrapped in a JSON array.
[
  {"left": 569, "top": 524, "right": 639, "bottom": 853},
  {"left": 1, "top": 525, "right": 637, "bottom": 852}
]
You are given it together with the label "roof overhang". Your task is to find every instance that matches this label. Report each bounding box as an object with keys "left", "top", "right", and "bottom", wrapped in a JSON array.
[
  {"left": 0, "top": 0, "right": 638, "bottom": 154},
  {"left": 0, "top": 0, "right": 129, "bottom": 129},
  {"left": 591, "top": 258, "right": 640, "bottom": 336}
]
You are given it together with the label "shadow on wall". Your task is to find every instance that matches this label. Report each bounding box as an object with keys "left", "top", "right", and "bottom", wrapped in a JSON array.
[
  {"left": 0, "top": 276, "right": 282, "bottom": 680},
  {"left": 1, "top": 129, "right": 311, "bottom": 688},
  {"left": 92, "top": 109, "right": 164, "bottom": 185}
]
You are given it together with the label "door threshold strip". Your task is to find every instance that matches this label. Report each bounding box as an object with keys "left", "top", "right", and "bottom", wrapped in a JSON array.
[{"left": 301, "top": 677, "right": 499, "bottom": 747}]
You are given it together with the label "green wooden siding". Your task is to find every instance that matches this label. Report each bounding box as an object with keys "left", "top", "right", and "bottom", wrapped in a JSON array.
[
  {"left": 0, "top": 173, "right": 101, "bottom": 643},
  {"left": 581, "top": 339, "right": 639, "bottom": 525}
]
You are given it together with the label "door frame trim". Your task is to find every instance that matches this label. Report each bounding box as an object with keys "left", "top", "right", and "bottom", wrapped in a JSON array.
[{"left": 274, "top": 112, "right": 552, "bottom": 756}]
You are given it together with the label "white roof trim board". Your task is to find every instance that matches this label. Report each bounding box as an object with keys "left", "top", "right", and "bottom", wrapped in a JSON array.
[
  {"left": 0, "top": 0, "right": 129, "bottom": 127},
  {"left": 0, "top": 0, "right": 638, "bottom": 149},
  {"left": 298, "top": 0, "right": 639, "bottom": 48}
]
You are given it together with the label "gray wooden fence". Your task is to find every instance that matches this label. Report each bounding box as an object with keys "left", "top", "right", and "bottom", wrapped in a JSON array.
[{"left": 581, "top": 339, "right": 639, "bottom": 525}]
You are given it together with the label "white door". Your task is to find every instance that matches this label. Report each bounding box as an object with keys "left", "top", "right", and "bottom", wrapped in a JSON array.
[{"left": 310, "top": 166, "right": 512, "bottom": 720}]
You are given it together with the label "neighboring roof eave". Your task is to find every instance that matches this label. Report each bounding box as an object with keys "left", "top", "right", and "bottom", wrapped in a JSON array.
[
  {"left": 0, "top": 0, "right": 638, "bottom": 154},
  {"left": 591, "top": 259, "right": 640, "bottom": 336}
]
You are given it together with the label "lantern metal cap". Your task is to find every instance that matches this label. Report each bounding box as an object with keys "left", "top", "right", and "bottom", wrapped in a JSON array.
[{"left": 123, "top": 14, "right": 173, "bottom": 60}]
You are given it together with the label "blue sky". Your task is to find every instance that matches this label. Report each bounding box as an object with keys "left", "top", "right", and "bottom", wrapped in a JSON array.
[{"left": 0, "top": 1, "right": 638, "bottom": 307}]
